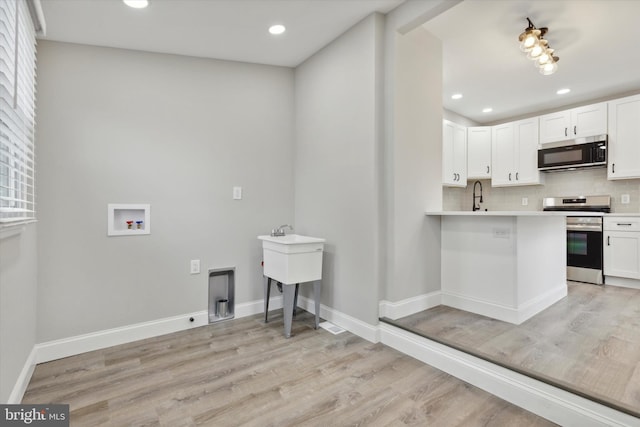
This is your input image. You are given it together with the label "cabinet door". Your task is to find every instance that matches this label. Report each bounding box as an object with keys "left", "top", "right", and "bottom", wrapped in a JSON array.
[
  {"left": 571, "top": 102, "right": 607, "bottom": 138},
  {"left": 514, "top": 118, "right": 541, "bottom": 185},
  {"left": 467, "top": 127, "right": 491, "bottom": 179},
  {"left": 539, "top": 111, "right": 571, "bottom": 144},
  {"left": 491, "top": 123, "right": 514, "bottom": 186},
  {"left": 608, "top": 95, "right": 640, "bottom": 179},
  {"left": 442, "top": 120, "right": 467, "bottom": 187},
  {"left": 604, "top": 231, "right": 640, "bottom": 279}
]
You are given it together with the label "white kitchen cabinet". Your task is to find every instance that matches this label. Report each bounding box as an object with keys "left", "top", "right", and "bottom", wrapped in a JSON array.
[
  {"left": 467, "top": 126, "right": 491, "bottom": 179},
  {"left": 491, "top": 118, "right": 543, "bottom": 187},
  {"left": 539, "top": 102, "right": 607, "bottom": 144},
  {"left": 442, "top": 120, "right": 467, "bottom": 187},
  {"left": 604, "top": 217, "right": 640, "bottom": 280},
  {"left": 607, "top": 94, "right": 640, "bottom": 179}
]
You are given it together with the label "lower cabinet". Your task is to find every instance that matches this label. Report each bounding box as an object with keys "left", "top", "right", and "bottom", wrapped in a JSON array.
[{"left": 603, "top": 217, "right": 640, "bottom": 279}]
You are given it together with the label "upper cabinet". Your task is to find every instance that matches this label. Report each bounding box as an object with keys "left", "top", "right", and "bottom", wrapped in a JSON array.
[
  {"left": 608, "top": 94, "right": 640, "bottom": 179},
  {"left": 442, "top": 120, "right": 467, "bottom": 187},
  {"left": 539, "top": 102, "right": 607, "bottom": 145},
  {"left": 467, "top": 127, "right": 491, "bottom": 179},
  {"left": 491, "top": 118, "right": 543, "bottom": 187}
]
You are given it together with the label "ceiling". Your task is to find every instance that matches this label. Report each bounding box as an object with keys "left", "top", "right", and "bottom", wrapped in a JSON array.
[
  {"left": 38, "top": 0, "right": 640, "bottom": 125},
  {"left": 423, "top": 0, "right": 640, "bottom": 124},
  {"left": 38, "top": 0, "right": 403, "bottom": 68}
]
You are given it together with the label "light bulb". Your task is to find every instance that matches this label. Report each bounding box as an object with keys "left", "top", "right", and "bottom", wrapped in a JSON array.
[
  {"left": 519, "top": 29, "right": 541, "bottom": 52},
  {"left": 123, "top": 0, "right": 148, "bottom": 8},
  {"left": 540, "top": 60, "right": 558, "bottom": 75},
  {"left": 269, "top": 24, "right": 286, "bottom": 35},
  {"left": 527, "top": 42, "right": 544, "bottom": 59},
  {"left": 537, "top": 48, "right": 554, "bottom": 66}
]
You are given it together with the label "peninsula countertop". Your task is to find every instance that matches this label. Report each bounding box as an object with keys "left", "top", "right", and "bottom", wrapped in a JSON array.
[{"left": 426, "top": 211, "right": 640, "bottom": 217}]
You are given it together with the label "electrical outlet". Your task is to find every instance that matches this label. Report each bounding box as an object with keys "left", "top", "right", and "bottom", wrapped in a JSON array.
[
  {"left": 621, "top": 194, "right": 630, "bottom": 204},
  {"left": 190, "top": 259, "right": 200, "bottom": 275},
  {"left": 233, "top": 186, "right": 242, "bottom": 200},
  {"left": 522, "top": 197, "right": 528, "bottom": 206}
]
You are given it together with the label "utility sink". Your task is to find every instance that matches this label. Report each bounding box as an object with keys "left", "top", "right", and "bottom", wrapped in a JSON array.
[{"left": 258, "top": 234, "right": 325, "bottom": 284}]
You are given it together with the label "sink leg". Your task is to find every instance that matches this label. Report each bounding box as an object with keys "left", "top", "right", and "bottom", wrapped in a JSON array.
[
  {"left": 293, "top": 284, "right": 299, "bottom": 317},
  {"left": 264, "top": 277, "right": 271, "bottom": 323},
  {"left": 313, "top": 281, "right": 321, "bottom": 329},
  {"left": 283, "top": 284, "right": 296, "bottom": 338}
]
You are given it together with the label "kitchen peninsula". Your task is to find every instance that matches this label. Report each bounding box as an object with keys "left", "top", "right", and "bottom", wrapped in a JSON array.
[{"left": 427, "top": 211, "right": 572, "bottom": 324}]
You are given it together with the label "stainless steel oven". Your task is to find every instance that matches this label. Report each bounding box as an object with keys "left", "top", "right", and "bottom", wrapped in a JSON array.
[
  {"left": 543, "top": 196, "right": 610, "bottom": 285},
  {"left": 566, "top": 216, "right": 603, "bottom": 284}
]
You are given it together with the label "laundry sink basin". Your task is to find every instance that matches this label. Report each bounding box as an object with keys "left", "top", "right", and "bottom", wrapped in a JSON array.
[{"left": 258, "top": 234, "right": 325, "bottom": 284}]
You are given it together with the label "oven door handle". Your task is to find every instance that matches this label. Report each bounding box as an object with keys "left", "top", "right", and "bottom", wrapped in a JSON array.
[{"left": 566, "top": 224, "right": 603, "bottom": 231}]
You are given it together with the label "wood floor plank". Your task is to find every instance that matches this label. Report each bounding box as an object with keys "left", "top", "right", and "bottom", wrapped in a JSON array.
[
  {"left": 22, "top": 311, "right": 554, "bottom": 426},
  {"left": 384, "top": 282, "right": 640, "bottom": 416}
]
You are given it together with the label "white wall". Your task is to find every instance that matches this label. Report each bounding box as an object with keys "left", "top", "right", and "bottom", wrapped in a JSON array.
[
  {"left": 35, "top": 41, "right": 294, "bottom": 342},
  {"left": 0, "top": 225, "right": 38, "bottom": 402},
  {"left": 379, "top": 0, "right": 459, "bottom": 304},
  {"left": 294, "top": 14, "right": 384, "bottom": 325}
]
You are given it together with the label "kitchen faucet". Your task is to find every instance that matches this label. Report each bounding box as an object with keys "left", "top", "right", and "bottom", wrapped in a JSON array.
[
  {"left": 472, "top": 180, "right": 483, "bottom": 211},
  {"left": 271, "top": 224, "right": 293, "bottom": 237}
]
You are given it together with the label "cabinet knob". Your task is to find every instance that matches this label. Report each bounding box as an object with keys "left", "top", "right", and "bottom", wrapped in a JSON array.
[
  {"left": 574, "top": 125, "right": 577, "bottom": 135},
  {"left": 508, "top": 172, "right": 512, "bottom": 181},
  {"left": 612, "top": 163, "right": 615, "bottom": 174},
  {"left": 516, "top": 172, "right": 519, "bottom": 180},
  {"left": 607, "top": 236, "right": 610, "bottom": 246},
  {"left": 486, "top": 165, "right": 490, "bottom": 174}
]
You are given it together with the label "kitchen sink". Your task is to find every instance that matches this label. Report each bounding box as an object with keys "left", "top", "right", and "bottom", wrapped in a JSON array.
[{"left": 258, "top": 234, "right": 325, "bottom": 284}]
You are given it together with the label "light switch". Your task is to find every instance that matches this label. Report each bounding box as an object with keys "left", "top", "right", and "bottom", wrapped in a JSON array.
[
  {"left": 190, "top": 259, "right": 200, "bottom": 275},
  {"left": 233, "top": 186, "right": 242, "bottom": 200},
  {"left": 522, "top": 197, "right": 528, "bottom": 206},
  {"left": 621, "top": 194, "right": 630, "bottom": 204}
]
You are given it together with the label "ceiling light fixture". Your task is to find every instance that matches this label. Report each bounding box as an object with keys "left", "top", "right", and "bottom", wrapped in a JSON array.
[
  {"left": 557, "top": 88, "right": 571, "bottom": 95},
  {"left": 451, "top": 93, "right": 463, "bottom": 100},
  {"left": 482, "top": 107, "right": 493, "bottom": 113},
  {"left": 269, "top": 24, "right": 286, "bottom": 35},
  {"left": 123, "top": 0, "right": 149, "bottom": 8},
  {"left": 518, "top": 17, "right": 559, "bottom": 75}
]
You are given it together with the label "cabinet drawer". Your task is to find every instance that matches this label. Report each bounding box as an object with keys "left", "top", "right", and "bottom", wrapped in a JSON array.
[{"left": 604, "top": 217, "right": 640, "bottom": 231}]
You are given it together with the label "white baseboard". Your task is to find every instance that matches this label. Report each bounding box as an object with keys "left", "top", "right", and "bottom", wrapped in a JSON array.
[
  {"left": 35, "top": 310, "right": 210, "bottom": 364},
  {"left": 296, "top": 296, "right": 380, "bottom": 343},
  {"left": 516, "top": 285, "right": 567, "bottom": 323},
  {"left": 35, "top": 295, "right": 284, "bottom": 364},
  {"left": 7, "top": 346, "right": 37, "bottom": 404},
  {"left": 379, "top": 291, "right": 442, "bottom": 320},
  {"left": 379, "top": 323, "right": 638, "bottom": 427},
  {"left": 605, "top": 276, "right": 640, "bottom": 290},
  {"left": 441, "top": 284, "right": 566, "bottom": 325},
  {"left": 236, "top": 295, "right": 283, "bottom": 318}
]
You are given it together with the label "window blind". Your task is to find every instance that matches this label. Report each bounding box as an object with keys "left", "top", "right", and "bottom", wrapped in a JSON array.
[{"left": 0, "top": 0, "right": 37, "bottom": 225}]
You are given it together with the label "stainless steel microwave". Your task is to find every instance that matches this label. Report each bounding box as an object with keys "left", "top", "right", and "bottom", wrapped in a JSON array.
[{"left": 538, "top": 135, "right": 607, "bottom": 171}]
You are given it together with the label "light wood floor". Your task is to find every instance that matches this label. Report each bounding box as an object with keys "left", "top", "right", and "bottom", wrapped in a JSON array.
[
  {"left": 383, "top": 282, "right": 640, "bottom": 418},
  {"left": 23, "top": 311, "right": 555, "bottom": 426}
]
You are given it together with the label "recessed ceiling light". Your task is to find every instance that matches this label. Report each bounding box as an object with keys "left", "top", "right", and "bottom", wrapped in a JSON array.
[
  {"left": 123, "top": 0, "right": 149, "bottom": 8},
  {"left": 451, "top": 93, "right": 463, "bottom": 100},
  {"left": 269, "top": 24, "right": 286, "bottom": 35},
  {"left": 557, "top": 88, "right": 571, "bottom": 95},
  {"left": 482, "top": 107, "right": 493, "bottom": 113}
]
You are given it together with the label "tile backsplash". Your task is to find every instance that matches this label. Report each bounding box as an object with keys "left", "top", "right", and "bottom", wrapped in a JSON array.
[{"left": 443, "top": 168, "right": 640, "bottom": 213}]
